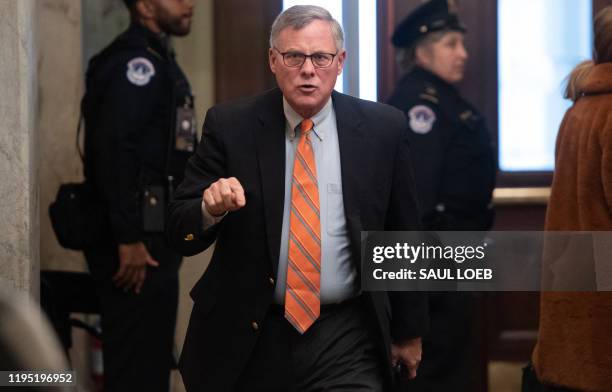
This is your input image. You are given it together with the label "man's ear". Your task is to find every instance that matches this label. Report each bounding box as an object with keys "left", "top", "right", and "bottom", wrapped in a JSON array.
[
  {"left": 336, "top": 49, "right": 347, "bottom": 75},
  {"left": 135, "top": 0, "right": 156, "bottom": 19},
  {"left": 269, "top": 47, "right": 278, "bottom": 74}
]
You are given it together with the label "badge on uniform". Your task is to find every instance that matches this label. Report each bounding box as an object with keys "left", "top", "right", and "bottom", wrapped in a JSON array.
[
  {"left": 126, "top": 57, "right": 156, "bottom": 86},
  {"left": 175, "top": 98, "right": 196, "bottom": 152},
  {"left": 408, "top": 105, "right": 436, "bottom": 134}
]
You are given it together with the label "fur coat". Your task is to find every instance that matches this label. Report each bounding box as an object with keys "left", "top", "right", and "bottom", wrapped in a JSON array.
[{"left": 532, "top": 63, "right": 612, "bottom": 392}]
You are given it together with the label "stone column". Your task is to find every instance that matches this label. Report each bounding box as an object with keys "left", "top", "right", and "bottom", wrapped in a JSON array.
[{"left": 0, "top": 0, "right": 38, "bottom": 294}]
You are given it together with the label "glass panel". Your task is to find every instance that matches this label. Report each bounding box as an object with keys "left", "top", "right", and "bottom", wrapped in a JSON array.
[
  {"left": 498, "top": 0, "right": 592, "bottom": 171},
  {"left": 358, "top": 0, "right": 378, "bottom": 101}
]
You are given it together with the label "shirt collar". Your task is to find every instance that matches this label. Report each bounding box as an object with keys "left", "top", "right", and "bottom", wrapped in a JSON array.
[{"left": 283, "top": 96, "right": 333, "bottom": 141}]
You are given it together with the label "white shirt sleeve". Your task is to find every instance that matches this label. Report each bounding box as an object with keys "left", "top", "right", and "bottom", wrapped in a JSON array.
[{"left": 201, "top": 199, "right": 227, "bottom": 230}]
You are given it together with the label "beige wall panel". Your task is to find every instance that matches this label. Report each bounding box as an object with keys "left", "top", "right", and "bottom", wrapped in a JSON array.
[{"left": 38, "top": 0, "right": 86, "bottom": 272}]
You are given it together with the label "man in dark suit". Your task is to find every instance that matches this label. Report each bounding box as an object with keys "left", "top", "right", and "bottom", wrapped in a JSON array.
[{"left": 167, "top": 5, "right": 427, "bottom": 391}]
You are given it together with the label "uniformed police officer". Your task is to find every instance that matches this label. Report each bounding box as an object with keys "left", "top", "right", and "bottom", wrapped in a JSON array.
[
  {"left": 82, "top": 0, "right": 196, "bottom": 390},
  {"left": 387, "top": 0, "right": 496, "bottom": 391}
]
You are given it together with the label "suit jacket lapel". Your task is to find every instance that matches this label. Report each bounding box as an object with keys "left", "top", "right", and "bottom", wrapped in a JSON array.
[
  {"left": 332, "top": 91, "right": 366, "bottom": 268},
  {"left": 254, "top": 89, "right": 286, "bottom": 276}
]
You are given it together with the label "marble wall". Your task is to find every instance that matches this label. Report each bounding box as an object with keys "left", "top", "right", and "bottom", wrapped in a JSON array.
[{"left": 0, "top": 0, "right": 38, "bottom": 294}]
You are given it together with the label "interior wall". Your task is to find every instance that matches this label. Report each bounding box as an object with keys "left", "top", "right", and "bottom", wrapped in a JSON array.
[
  {"left": 38, "top": 0, "right": 86, "bottom": 273},
  {"left": 213, "top": 0, "right": 282, "bottom": 102},
  {"left": 171, "top": 0, "right": 215, "bottom": 369},
  {"left": 174, "top": 1, "right": 215, "bottom": 125}
]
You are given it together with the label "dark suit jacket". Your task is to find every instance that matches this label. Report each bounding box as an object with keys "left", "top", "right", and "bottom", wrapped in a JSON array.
[{"left": 167, "top": 88, "right": 428, "bottom": 391}]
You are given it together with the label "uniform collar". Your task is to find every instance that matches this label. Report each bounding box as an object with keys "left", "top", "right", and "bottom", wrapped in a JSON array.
[
  {"left": 283, "top": 97, "right": 332, "bottom": 141},
  {"left": 409, "top": 65, "right": 458, "bottom": 92},
  {"left": 127, "top": 22, "right": 173, "bottom": 59}
]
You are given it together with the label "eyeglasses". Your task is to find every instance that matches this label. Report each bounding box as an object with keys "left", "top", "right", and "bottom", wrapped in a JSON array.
[{"left": 274, "top": 47, "right": 338, "bottom": 68}]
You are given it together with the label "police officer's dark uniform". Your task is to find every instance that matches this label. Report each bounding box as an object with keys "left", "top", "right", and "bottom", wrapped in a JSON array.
[
  {"left": 387, "top": 1, "right": 496, "bottom": 391},
  {"left": 82, "top": 14, "right": 197, "bottom": 392}
]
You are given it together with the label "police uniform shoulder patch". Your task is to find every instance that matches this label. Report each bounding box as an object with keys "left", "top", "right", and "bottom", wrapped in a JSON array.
[
  {"left": 408, "top": 105, "right": 436, "bottom": 134},
  {"left": 126, "top": 57, "right": 156, "bottom": 86}
]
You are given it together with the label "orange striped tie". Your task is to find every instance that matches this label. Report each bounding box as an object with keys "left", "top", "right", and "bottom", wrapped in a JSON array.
[{"left": 285, "top": 118, "right": 321, "bottom": 333}]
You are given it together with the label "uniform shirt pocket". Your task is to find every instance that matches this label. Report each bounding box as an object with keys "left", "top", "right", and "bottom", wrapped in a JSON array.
[{"left": 326, "top": 183, "right": 347, "bottom": 236}]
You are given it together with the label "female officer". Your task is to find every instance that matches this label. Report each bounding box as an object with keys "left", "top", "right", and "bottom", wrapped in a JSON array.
[{"left": 387, "top": 0, "right": 496, "bottom": 391}]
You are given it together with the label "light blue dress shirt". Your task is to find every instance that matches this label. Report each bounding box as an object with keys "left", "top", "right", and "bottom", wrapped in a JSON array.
[{"left": 273, "top": 97, "right": 358, "bottom": 304}]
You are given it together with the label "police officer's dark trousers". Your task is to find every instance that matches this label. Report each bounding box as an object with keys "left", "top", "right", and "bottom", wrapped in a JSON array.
[{"left": 85, "top": 234, "right": 181, "bottom": 392}]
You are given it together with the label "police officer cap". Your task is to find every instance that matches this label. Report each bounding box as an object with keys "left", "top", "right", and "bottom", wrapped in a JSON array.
[
  {"left": 123, "top": 0, "right": 138, "bottom": 7},
  {"left": 392, "top": 0, "right": 466, "bottom": 48}
]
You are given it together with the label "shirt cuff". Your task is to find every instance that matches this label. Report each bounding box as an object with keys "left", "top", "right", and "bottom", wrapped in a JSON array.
[{"left": 201, "top": 200, "right": 227, "bottom": 230}]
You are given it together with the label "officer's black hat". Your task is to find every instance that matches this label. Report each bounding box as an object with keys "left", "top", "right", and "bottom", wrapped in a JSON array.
[
  {"left": 123, "top": 0, "right": 138, "bottom": 7},
  {"left": 392, "top": 0, "right": 466, "bottom": 48}
]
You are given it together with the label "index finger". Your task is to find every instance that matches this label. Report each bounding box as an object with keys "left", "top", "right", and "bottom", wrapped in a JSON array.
[
  {"left": 232, "top": 186, "right": 246, "bottom": 207},
  {"left": 227, "top": 177, "right": 243, "bottom": 192},
  {"left": 228, "top": 178, "right": 246, "bottom": 206}
]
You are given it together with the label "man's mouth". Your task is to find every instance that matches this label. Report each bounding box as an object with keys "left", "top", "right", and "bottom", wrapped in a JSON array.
[{"left": 298, "top": 84, "right": 317, "bottom": 93}]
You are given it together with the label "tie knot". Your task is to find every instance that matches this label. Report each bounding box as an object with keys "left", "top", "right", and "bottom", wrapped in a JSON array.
[{"left": 300, "top": 119, "right": 314, "bottom": 134}]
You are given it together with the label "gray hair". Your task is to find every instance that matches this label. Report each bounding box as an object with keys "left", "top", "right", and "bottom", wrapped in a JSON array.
[{"left": 269, "top": 5, "right": 344, "bottom": 50}]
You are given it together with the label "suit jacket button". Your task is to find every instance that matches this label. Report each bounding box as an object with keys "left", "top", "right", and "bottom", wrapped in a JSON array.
[
  {"left": 269, "top": 277, "right": 275, "bottom": 286},
  {"left": 251, "top": 321, "right": 259, "bottom": 331},
  {"left": 184, "top": 233, "right": 194, "bottom": 241}
]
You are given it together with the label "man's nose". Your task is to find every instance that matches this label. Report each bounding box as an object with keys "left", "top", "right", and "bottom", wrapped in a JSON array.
[{"left": 300, "top": 57, "right": 316, "bottom": 75}]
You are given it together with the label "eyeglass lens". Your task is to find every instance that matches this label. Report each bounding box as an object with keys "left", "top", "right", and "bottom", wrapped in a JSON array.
[{"left": 284, "top": 52, "right": 334, "bottom": 68}]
